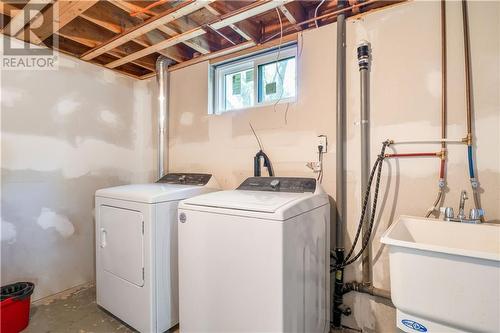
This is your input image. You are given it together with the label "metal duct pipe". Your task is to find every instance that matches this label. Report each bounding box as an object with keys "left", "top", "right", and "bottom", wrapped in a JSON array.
[
  {"left": 357, "top": 41, "right": 371, "bottom": 285},
  {"left": 156, "top": 56, "right": 171, "bottom": 180}
]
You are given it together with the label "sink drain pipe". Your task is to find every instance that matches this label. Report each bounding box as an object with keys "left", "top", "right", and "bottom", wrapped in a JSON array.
[{"left": 156, "top": 56, "right": 171, "bottom": 180}]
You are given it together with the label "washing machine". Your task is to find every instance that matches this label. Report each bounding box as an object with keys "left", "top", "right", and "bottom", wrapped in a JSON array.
[
  {"left": 95, "top": 173, "right": 219, "bottom": 333},
  {"left": 178, "top": 177, "right": 330, "bottom": 333}
]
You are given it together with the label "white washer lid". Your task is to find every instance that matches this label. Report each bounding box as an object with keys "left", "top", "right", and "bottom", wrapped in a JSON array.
[
  {"left": 180, "top": 189, "right": 329, "bottom": 221},
  {"left": 96, "top": 183, "right": 212, "bottom": 204},
  {"left": 182, "top": 190, "right": 311, "bottom": 213}
]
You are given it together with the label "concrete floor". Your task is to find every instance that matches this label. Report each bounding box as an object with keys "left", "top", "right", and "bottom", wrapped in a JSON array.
[
  {"left": 25, "top": 284, "right": 178, "bottom": 333},
  {"left": 25, "top": 284, "right": 364, "bottom": 333}
]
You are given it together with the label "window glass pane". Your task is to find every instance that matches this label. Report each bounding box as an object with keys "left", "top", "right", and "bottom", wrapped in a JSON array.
[
  {"left": 224, "top": 68, "right": 254, "bottom": 111},
  {"left": 258, "top": 57, "right": 296, "bottom": 103}
]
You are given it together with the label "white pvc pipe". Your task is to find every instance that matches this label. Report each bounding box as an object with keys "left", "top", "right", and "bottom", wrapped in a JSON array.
[{"left": 390, "top": 138, "right": 464, "bottom": 145}]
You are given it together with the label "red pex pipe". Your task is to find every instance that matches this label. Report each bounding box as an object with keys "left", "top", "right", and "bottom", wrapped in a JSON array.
[
  {"left": 385, "top": 152, "right": 439, "bottom": 158},
  {"left": 439, "top": 159, "right": 446, "bottom": 179}
]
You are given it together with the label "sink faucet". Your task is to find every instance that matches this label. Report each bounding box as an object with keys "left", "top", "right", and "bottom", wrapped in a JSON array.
[
  {"left": 443, "top": 190, "right": 483, "bottom": 224},
  {"left": 457, "top": 190, "right": 468, "bottom": 220}
]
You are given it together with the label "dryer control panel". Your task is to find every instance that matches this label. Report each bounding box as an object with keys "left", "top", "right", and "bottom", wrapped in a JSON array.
[
  {"left": 237, "top": 177, "right": 316, "bottom": 193},
  {"left": 156, "top": 173, "right": 212, "bottom": 185}
]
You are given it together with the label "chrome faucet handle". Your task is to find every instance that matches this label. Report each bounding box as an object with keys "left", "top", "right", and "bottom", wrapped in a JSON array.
[
  {"left": 469, "top": 208, "right": 484, "bottom": 221},
  {"left": 444, "top": 207, "right": 454, "bottom": 220}
]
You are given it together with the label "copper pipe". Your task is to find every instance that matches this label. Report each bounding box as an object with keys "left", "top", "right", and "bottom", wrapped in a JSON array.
[
  {"left": 462, "top": 0, "right": 472, "bottom": 138},
  {"left": 385, "top": 152, "right": 441, "bottom": 158},
  {"left": 441, "top": 0, "right": 447, "bottom": 151}
]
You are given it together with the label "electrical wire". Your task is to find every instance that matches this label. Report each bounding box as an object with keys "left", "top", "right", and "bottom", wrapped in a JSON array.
[
  {"left": 249, "top": 122, "right": 263, "bottom": 151},
  {"left": 271, "top": 7, "right": 291, "bottom": 124},
  {"left": 314, "top": 0, "right": 327, "bottom": 28},
  {"left": 317, "top": 149, "right": 324, "bottom": 183}
]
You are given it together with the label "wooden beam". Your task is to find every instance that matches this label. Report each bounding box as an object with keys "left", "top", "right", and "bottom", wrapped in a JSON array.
[
  {"left": 80, "top": 13, "right": 121, "bottom": 34},
  {"left": 2, "top": 0, "right": 52, "bottom": 37},
  {"left": 279, "top": 2, "right": 306, "bottom": 29},
  {"left": 54, "top": 31, "right": 155, "bottom": 72},
  {"left": 77, "top": 13, "right": 184, "bottom": 62},
  {"left": 81, "top": 0, "right": 213, "bottom": 61},
  {"left": 108, "top": 0, "right": 155, "bottom": 20},
  {"left": 20, "top": 0, "right": 98, "bottom": 44},
  {"left": 140, "top": 32, "right": 298, "bottom": 79},
  {"left": 106, "top": 0, "right": 210, "bottom": 56},
  {"left": 0, "top": 2, "right": 20, "bottom": 17},
  {"left": 106, "top": 0, "right": 292, "bottom": 69},
  {"left": 156, "top": 24, "right": 210, "bottom": 54},
  {"left": 204, "top": 4, "right": 259, "bottom": 42}
]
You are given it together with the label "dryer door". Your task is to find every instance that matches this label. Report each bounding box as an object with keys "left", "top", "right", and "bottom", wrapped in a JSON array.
[{"left": 99, "top": 205, "right": 144, "bottom": 287}]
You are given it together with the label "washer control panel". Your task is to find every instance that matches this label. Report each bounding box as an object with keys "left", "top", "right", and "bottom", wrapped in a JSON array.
[
  {"left": 156, "top": 173, "right": 212, "bottom": 185},
  {"left": 237, "top": 177, "right": 316, "bottom": 193}
]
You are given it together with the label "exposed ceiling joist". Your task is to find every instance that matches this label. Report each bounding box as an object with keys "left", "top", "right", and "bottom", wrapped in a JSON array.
[
  {"left": 108, "top": 0, "right": 155, "bottom": 20},
  {"left": 204, "top": 4, "right": 260, "bottom": 42},
  {"left": 279, "top": 2, "right": 306, "bottom": 29},
  {"left": 106, "top": 0, "right": 209, "bottom": 55},
  {"left": 2, "top": 0, "right": 52, "bottom": 37},
  {"left": 19, "top": 0, "right": 99, "bottom": 44},
  {"left": 0, "top": 2, "right": 20, "bottom": 17},
  {"left": 106, "top": 0, "right": 292, "bottom": 69},
  {"left": 156, "top": 24, "right": 210, "bottom": 54},
  {"left": 81, "top": 0, "right": 214, "bottom": 61}
]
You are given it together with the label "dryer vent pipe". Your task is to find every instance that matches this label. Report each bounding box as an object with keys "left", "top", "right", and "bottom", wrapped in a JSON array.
[{"left": 156, "top": 57, "right": 171, "bottom": 180}]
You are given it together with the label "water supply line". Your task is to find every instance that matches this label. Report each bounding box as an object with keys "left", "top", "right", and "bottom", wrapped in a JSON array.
[
  {"left": 156, "top": 56, "right": 171, "bottom": 180},
  {"left": 461, "top": 0, "right": 483, "bottom": 219},
  {"left": 426, "top": 0, "right": 448, "bottom": 218},
  {"left": 358, "top": 41, "right": 371, "bottom": 286}
]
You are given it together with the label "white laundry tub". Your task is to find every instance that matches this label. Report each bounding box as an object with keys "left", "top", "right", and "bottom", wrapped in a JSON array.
[{"left": 381, "top": 215, "right": 500, "bottom": 333}]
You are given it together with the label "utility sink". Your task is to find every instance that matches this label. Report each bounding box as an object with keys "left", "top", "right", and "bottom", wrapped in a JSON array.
[{"left": 381, "top": 216, "right": 500, "bottom": 333}]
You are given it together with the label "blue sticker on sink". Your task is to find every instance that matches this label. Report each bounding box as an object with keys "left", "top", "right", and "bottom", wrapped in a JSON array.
[{"left": 402, "top": 319, "right": 427, "bottom": 332}]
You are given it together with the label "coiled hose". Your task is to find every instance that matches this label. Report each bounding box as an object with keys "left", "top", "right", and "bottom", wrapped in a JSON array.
[{"left": 332, "top": 140, "right": 390, "bottom": 270}]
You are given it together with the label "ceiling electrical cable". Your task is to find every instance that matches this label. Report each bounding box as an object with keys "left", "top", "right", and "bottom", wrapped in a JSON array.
[
  {"left": 314, "top": 0, "right": 327, "bottom": 28},
  {"left": 271, "top": 8, "right": 291, "bottom": 124}
]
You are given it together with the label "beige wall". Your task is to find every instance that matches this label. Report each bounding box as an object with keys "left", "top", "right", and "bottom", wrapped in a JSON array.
[
  {"left": 167, "top": 1, "right": 499, "bottom": 331},
  {"left": 1, "top": 36, "right": 157, "bottom": 300}
]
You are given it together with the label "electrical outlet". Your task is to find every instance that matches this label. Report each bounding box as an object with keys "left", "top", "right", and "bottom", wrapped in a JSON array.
[{"left": 318, "top": 135, "right": 327, "bottom": 153}]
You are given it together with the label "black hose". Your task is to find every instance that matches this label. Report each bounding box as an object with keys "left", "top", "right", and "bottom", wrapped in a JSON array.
[{"left": 334, "top": 140, "right": 390, "bottom": 270}]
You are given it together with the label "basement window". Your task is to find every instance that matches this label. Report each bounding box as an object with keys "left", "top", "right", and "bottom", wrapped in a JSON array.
[{"left": 212, "top": 44, "right": 297, "bottom": 114}]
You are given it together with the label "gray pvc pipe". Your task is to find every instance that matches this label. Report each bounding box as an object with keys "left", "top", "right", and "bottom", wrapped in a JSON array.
[
  {"left": 156, "top": 57, "right": 170, "bottom": 180},
  {"left": 358, "top": 42, "right": 371, "bottom": 284},
  {"left": 335, "top": 13, "right": 346, "bottom": 249}
]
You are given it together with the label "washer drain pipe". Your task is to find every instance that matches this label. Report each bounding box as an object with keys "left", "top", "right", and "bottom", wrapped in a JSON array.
[
  {"left": 156, "top": 56, "right": 171, "bottom": 180},
  {"left": 358, "top": 41, "right": 371, "bottom": 285},
  {"left": 332, "top": 0, "right": 347, "bottom": 329}
]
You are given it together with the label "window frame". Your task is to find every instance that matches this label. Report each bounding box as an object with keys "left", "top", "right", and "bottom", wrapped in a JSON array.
[{"left": 212, "top": 44, "right": 297, "bottom": 114}]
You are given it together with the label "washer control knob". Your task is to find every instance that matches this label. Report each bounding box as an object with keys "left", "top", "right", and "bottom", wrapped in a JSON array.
[{"left": 270, "top": 179, "right": 280, "bottom": 189}]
